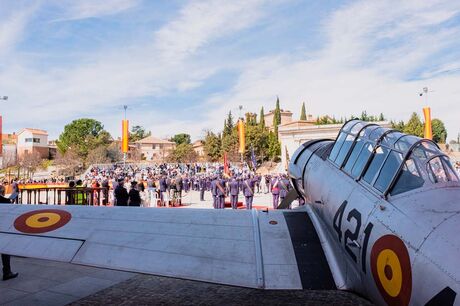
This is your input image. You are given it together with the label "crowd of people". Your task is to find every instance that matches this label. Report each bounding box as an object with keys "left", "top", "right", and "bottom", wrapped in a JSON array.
[{"left": 77, "top": 163, "right": 297, "bottom": 209}]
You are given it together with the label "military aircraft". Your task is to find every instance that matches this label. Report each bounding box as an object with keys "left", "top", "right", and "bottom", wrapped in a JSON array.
[
  {"left": 287, "top": 119, "right": 460, "bottom": 305},
  {"left": 0, "top": 120, "right": 459, "bottom": 306}
]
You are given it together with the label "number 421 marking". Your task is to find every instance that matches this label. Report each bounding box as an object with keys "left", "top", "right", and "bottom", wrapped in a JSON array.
[{"left": 333, "top": 200, "right": 374, "bottom": 274}]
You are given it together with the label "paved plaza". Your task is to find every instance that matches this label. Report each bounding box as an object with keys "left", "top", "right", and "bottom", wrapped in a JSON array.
[
  {"left": 0, "top": 257, "right": 136, "bottom": 306},
  {"left": 2, "top": 257, "right": 372, "bottom": 306},
  {"left": 173, "top": 189, "right": 284, "bottom": 210}
]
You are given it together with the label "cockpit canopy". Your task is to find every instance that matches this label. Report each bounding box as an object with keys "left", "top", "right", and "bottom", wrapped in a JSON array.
[{"left": 329, "top": 119, "right": 459, "bottom": 198}]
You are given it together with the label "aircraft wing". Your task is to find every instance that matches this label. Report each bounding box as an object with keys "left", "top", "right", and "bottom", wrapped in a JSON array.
[{"left": 0, "top": 204, "right": 335, "bottom": 290}]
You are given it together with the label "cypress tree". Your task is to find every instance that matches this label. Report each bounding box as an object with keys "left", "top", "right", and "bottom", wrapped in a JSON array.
[
  {"left": 300, "top": 102, "right": 307, "bottom": 120},
  {"left": 259, "top": 107, "right": 265, "bottom": 128},
  {"left": 275, "top": 96, "right": 281, "bottom": 125}
]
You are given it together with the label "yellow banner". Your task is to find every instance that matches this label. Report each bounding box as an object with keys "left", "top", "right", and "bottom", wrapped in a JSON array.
[
  {"left": 238, "top": 119, "right": 245, "bottom": 154},
  {"left": 423, "top": 107, "right": 432, "bottom": 140},
  {"left": 122, "top": 119, "right": 129, "bottom": 153}
]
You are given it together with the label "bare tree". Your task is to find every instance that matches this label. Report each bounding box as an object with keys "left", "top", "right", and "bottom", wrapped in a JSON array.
[
  {"left": 19, "top": 152, "right": 42, "bottom": 179},
  {"left": 86, "top": 146, "right": 111, "bottom": 165},
  {"left": 1, "top": 150, "right": 17, "bottom": 169},
  {"left": 55, "top": 148, "right": 83, "bottom": 177}
]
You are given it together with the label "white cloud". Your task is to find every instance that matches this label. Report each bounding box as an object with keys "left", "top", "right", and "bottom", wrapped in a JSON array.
[
  {"left": 52, "top": 0, "right": 140, "bottom": 21},
  {"left": 188, "top": 0, "right": 460, "bottom": 141},
  {"left": 0, "top": 0, "right": 277, "bottom": 138},
  {"left": 154, "top": 0, "right": 268, "bottom": 62},
  {"left": 0, "top": 7, "right": 35, "bottom": 56},
  {"left": 1, "top": 0, "right": 459, "bottom": 145}
]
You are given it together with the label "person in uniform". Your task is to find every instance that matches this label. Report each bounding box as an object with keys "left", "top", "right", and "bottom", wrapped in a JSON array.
[
  {"left": 159, "top": 175, "right": 168, "bottom": 206},
  {"left": 254, "top": 175, "right": 261, "bottom": 194},
  {"left": 242, "top": 175, "right": 255, "bottom": 209},
  {"left": 271, "top": 175, "right": 280, "bottom": 209},
  {"left": 0, "top": 185, "right": 18, "bottom": 281},
  {"left": 175, "top": 176, "right": 183, "bottom": 205},
  {"left": 229, "top": 176, "right": 239, "bottom": 209},
  {"left": 210, "top": 176, "right": 218, "bottom": 209},
  {"left": 183, "top": 176, "right": 189, "bottom": 193},
  {"left": 215, "top": 176, "right": 226, "bottom": 209},
  {"left": 199, "top": 176, "right": 206, "bottom": 201}
]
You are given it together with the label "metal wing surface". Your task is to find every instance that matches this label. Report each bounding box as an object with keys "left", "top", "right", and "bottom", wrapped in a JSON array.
[{"left": 0, "top": 205, "right": 335, "bottom": 290}]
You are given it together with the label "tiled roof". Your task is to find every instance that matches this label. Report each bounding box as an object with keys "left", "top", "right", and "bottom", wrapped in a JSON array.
[
  {"left": 18, "top": 128, "right": 48, "bottom": 136},
  {"left": 135, "top": 136, "right": 175, "bottom": 144}
]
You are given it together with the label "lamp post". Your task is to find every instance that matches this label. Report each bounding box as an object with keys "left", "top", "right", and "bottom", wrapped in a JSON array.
[
  {"left": 419, "top": 87, "right": 428, "bottom": 105},
  {"left": 419, "top": 87, "right": 433, "bottom": 140}
]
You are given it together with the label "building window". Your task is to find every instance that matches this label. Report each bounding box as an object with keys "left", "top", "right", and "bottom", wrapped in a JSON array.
[{"left": 25, "top": 138, "right": 40, "bottom": 143}]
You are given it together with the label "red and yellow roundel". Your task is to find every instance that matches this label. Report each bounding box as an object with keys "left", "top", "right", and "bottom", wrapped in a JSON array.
[
  {"left": 371, "top": 235, "right": 412, "bottom": 306},
  {"left": 14, "top": 209, "right": 71, "bottom": 234}
]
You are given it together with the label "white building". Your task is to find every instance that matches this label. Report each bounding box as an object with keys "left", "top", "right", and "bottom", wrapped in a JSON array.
[
  {"left": 135, "top": 136, "right": 175, "bottom": 162},
  {"left": 17, "top": 128, "right": 49, "bottom": 159}
]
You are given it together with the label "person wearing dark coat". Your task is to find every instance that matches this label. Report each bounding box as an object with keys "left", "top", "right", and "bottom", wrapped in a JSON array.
[
  {"left": 128, "top": 182, "right": 141, "bottom": 206},
  {"left": 101, "top": 179, "right": 109, "bottom": 205},
  {"left": 175, "top": 176, "right": 183, "bottom": 205},
  {"left": 0, "top": 185, "right": 18, "bottom": 281},
  {"left": 210, "top": 177, "right": 218, "bottom": 209},
  {"left": 199, "top": 177, "right": 206, "bottom": 201},
  {"left": 183, "top": 177, "right": 189, "bottom": 193},
  {"left": 229, "top": 177, "right": 239, "bottom": 209},
  {"left": 215, "top": 177, "right": 226, "bottom": 209},
  {"left": 242, "top": 176, "right": 255, "bottom": 210},
  {"left": 159, "top": 176, "right": 168, "bottom": 206},
  {"left": 114, "top": 178, "right": 129, "bottom": 206}
]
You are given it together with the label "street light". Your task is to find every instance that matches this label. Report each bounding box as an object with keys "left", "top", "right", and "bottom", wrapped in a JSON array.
[
  {"left": 1, "top": 96, "right": 7, "bottom": 101},
  {"left": 419, "top": 87, "right": 435, "bottom": 106}
]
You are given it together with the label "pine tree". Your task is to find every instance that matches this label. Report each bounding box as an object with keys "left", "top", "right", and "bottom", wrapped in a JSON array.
[
  {"left": 259, "top": 107, "right": 265, "bottom": 128},
  {"left": 300, "top": 102, "right": 307, "bottom": 120},
  {"left": 403, "top": 112, "right": 424, "bottom": 137},
  {"left": 223, "top": 112, "right": 234, "bottom": 136},
  {"left": 227, "top": 111, "right": 234, "bottom": 129}
]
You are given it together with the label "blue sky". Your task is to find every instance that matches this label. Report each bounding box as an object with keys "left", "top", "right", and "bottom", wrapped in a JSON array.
[{"left": 1, "top": 0, "right": 459, "bottom": 141}]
